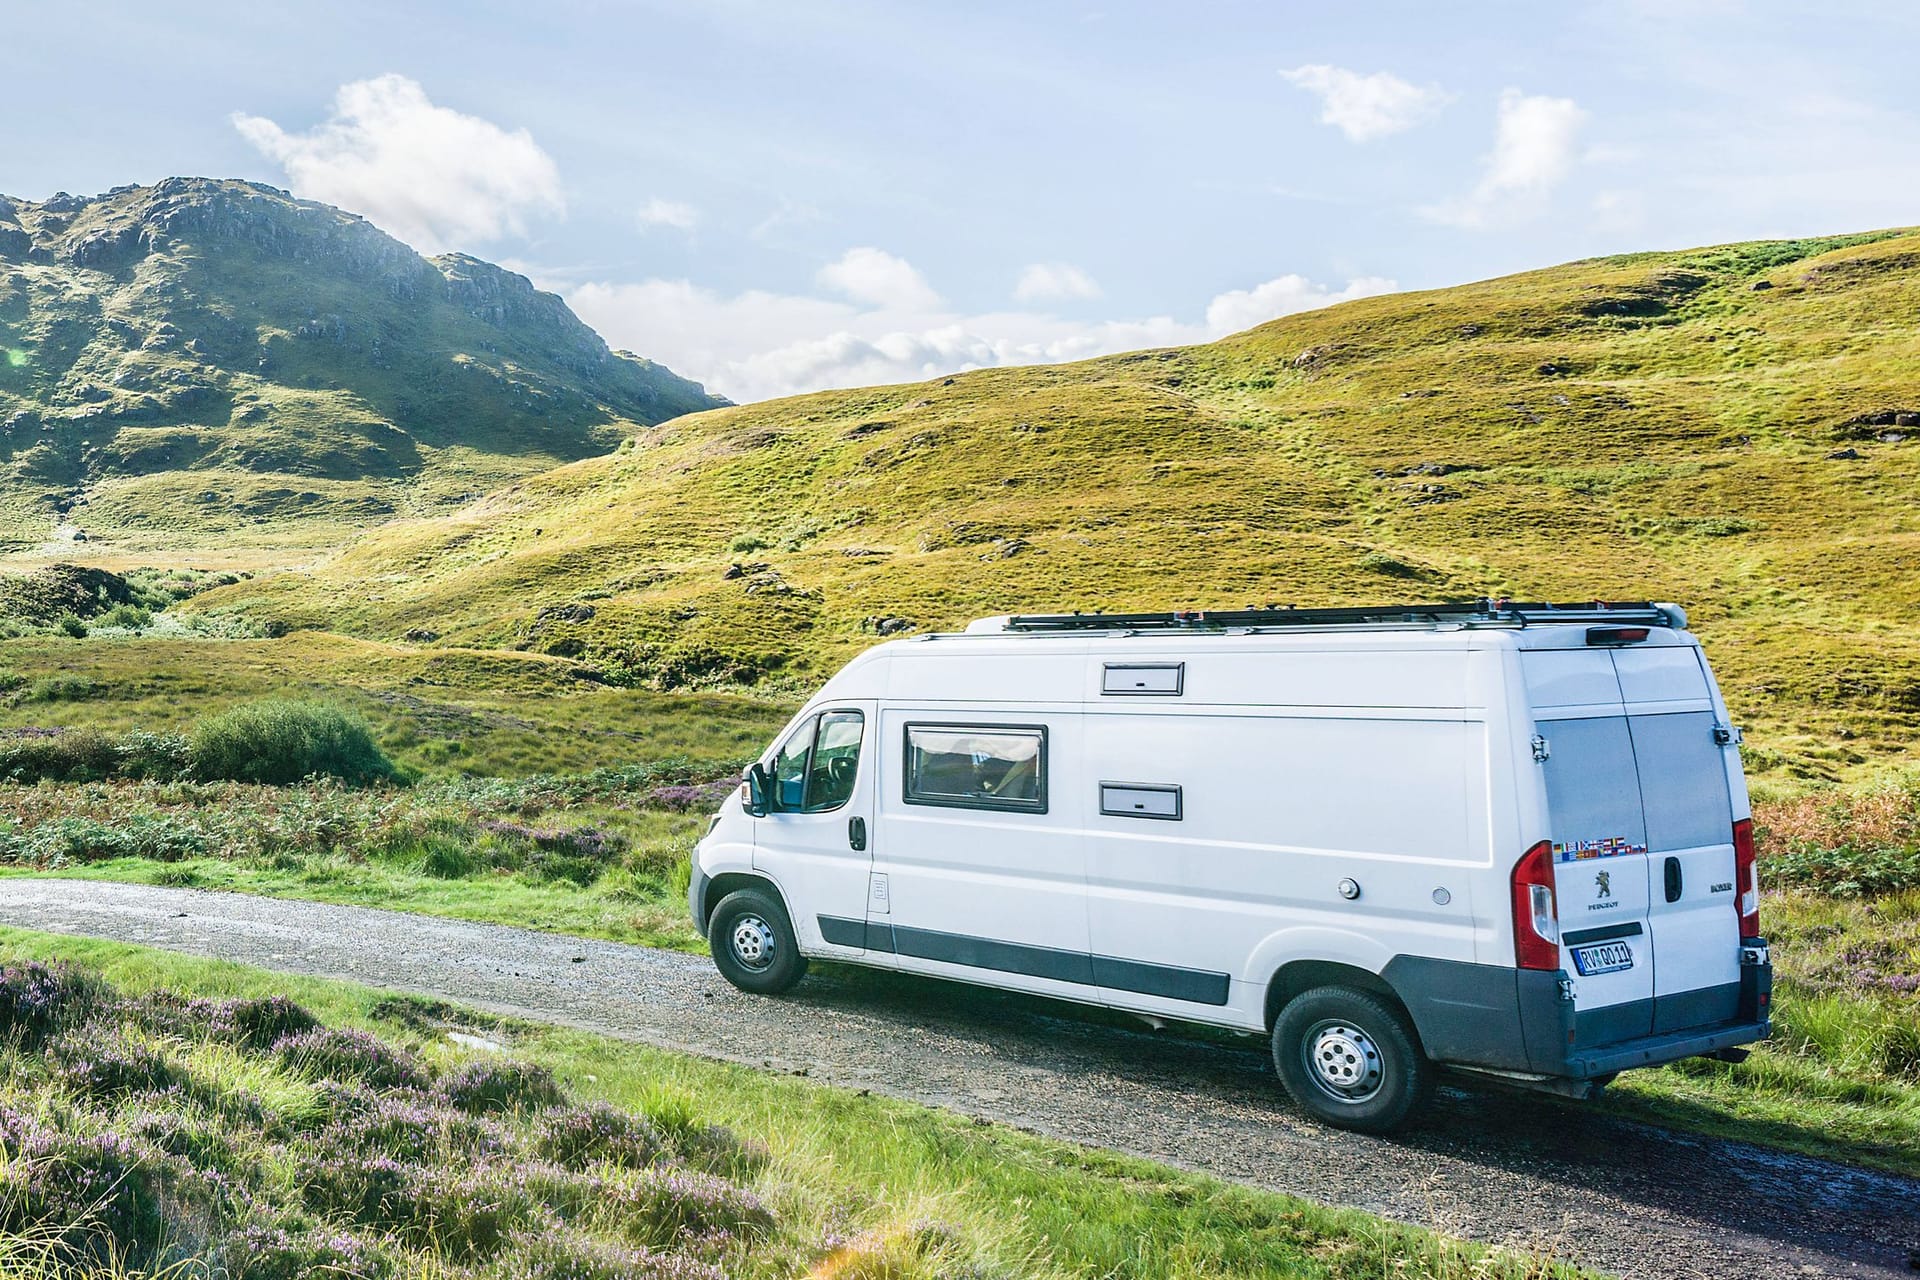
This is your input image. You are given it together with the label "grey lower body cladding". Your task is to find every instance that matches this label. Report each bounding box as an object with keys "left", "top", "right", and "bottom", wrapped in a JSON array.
[
  {"left": 817, "top": 915, "right": 1231, "bottom": 1005},
  {"left": 1384, "top": 952, "right": 1772, "bottom": 1078}
]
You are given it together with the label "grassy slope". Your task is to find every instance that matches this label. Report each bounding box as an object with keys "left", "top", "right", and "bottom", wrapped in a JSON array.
[
  {"left": 198, "top": 229, "right": 1920, "bottom": 788},
  {"left": 0, "top": 632, "right": 784, "bottom": 776},
  {"left": 0, "top": 931, "right": 1586, "bottom": 1280}
]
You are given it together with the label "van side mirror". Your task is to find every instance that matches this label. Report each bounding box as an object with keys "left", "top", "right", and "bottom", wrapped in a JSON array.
[{"left": 743, "top": 762, "right": 772, "bottom": 817}]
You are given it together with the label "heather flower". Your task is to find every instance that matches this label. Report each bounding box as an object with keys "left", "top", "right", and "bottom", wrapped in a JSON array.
[
  {"left": 436, "top": 1058, "right": 564, "bottom": 1114},
  {"left": 0, "top": 961, "right": 105, "bottom": 1045},
  {"left": 211, "top": 995, "right": 319, "bottom": 1050},
  {"left": 536, "top": 1102, "right": 664, "bottom": 1171},
  {"left": 613, "top": 1164, "right": 774, "bottom": 1250},
  {"left": 217, "top": 1221, "right": 391, "bottom": 1280},
  {"left": 510, "top": 1229, "right": 726, "bottom": 1280},
  {"left": 332, "top": 1090, "right": 510, "bottom": 1162},
  {"left": 0, "top": 1125, "right": 169, "bottom": 1265},
  {"left": 644, "top": 781, "right": 733, "bottom": 813},
  {"left": 50, "top": 1033, "right": 181, "bottom": 1098},
  {"left": 274, "top": 1027, "right": 425, "bottom": 1089},
  {"left": 298, "top": 1151, "right": 414, "bottom": 1226}
]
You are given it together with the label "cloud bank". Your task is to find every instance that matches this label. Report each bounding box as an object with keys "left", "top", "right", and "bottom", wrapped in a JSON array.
[
  {"left": 567, "top": 259, "right": 1396, "bottom": 403},
  {"left": 233, "top": 74, "right": 564, "bottom": 254}
]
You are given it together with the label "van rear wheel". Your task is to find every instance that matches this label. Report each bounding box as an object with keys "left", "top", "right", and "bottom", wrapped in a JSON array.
[
  {"left": 707, "top": 888, "right": 807, "bottom": 995},
  {"left": 1272, "top": 987, "right": 1432, "bottom": 1133}
]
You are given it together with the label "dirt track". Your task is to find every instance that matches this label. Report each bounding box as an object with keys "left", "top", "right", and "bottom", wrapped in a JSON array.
[{"left": 3, "top": 879, "right": 1915, "bottom": 1279}]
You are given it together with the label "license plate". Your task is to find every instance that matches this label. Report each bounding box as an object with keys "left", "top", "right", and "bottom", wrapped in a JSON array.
[{"left": 1572, "top": 940, "right": 1634, "bottom": 975}]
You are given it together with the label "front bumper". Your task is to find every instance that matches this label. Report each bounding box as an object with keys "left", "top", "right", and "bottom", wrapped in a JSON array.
[{"left": 688, "top": 863, "right": 710, "bottom": 934}]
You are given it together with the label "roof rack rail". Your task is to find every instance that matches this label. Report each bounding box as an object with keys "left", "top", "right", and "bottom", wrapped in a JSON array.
[{"left": 999, "top": 600, "right": 1677, "bottom": 633}]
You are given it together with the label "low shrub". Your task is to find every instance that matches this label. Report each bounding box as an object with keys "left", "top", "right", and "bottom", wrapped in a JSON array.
[
  {"left": 51, "top": 1033, "right": 182, "bottom": 1098},
  {"left": 614, "top": 1165, "right": 775, "bottom": 1250},
  {"left": 514, "top": 1230, "right": 726, "bottom": 1280},
  {"left": 436, "top": 1059, "right": 563, "bottom": 1115},
  {"left": 1765, "top": 843, "right": 1920, "bottom": 897},
  {"left": 216, "top": 1222, "right": 392, "bottom": 1280},
  {"left": 15, "top": 674, "right": 96, "bottom": 702},
  {"left": 538, "top": 1102, "right": 665, "bottom": 1171},
  {"left": 2, "top": 813, "right": 210, "bottom": 864},
  {"left": 0, "top": 961, "right": 107, "bottom": 1045},
  {"left": 274, "top": 1027, "right": 425, "bottom": 1089},
  {"left": 190, "top": 699, "right": 398, "bottom": 785},
  {"left": 212, "top": 995, "right": 320, "bottom": 1050},
  {"left": 298, "top": 1151, "right": 415, "bottom": 1226},
  {"left": 0, "top": 1123, "right": 170, "bottom": 1267},
  {"left": 0, "top": 728, "right": 121, "bottom": 782}
]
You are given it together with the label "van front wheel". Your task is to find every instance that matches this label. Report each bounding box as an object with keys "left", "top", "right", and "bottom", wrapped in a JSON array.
[
  {"left": 707, "top": 888, "right": 808, "bottom": 995},
  {"left": 1272, "top": 987, "right": 1432, "bottom": 1133}
]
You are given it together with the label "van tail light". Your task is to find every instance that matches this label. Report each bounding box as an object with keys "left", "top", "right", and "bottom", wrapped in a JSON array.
[
  {"left": 1732, "top": 818, "right": 1761, "bottom": 938},
  {"left": 1511, "top": 839, "right": 1561, "bottom": 970}
]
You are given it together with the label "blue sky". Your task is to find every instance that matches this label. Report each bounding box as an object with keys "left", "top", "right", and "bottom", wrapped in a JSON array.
[{"left": 7, "top": 1, "right": 1918, "bottom": 401}]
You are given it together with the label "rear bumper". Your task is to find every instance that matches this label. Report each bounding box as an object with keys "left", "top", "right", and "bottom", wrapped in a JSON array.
[
  {"left": 1384, "top": 942, "right": 1772, "bottom": 1081},
  {"left": 1561, "top": 1016, "right": 1770, "bottom": 1078}
]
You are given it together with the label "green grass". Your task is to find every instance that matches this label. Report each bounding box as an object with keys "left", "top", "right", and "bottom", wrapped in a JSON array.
[
  {"left": 0, "top": 933, "right": 1587, "bottom": 1280},
  {"left": 0, "top": 632, "right": 788, "bottom": 777},
  {"left": 186, "top": 227, "right": 1920, "bottom": 785}
]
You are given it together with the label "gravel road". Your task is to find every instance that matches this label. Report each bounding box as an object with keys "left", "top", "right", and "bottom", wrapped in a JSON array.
[{"left": 3, "top": 879, "right": 1915, "bottom": 1279}]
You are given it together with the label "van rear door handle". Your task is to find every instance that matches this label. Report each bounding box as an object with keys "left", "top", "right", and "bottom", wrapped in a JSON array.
[
  {"left": 1664, "top": 856, "right": 1683, "bottom": 903},
  {"left": 848, "top": 817, "right": 867, "bottom": 852}
]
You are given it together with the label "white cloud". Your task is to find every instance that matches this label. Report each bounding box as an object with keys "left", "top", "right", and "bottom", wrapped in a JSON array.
[
  {"left": 1422, "top": 89, "right": 1588, "bottom": 228},
  {"left": 232, "top": 74, "right": 563, "bottom": 255},
  {"left": 1280, "top": 64, "right": 1450, "bottom": 141},
  {"left": 1204, "top": 274, "right": 1400, "bottom": 335},
  {"left": 816, "top": 246, "right": 942, "bottom": 310},
  {"left": 1013, "top": 261, "right": 1103, "bottom": 303},
  {"left": 636, "top": 198, "right": 699, "bottom": 232},
  {"left": 561, "top": 260, "right": 1395, "bottom": 404}
]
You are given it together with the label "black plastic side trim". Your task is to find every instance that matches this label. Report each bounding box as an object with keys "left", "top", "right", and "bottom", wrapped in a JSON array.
[
  {"left": 1562, "top": 921, "right": 1644, "bottom": 946},
  {"left": 1381, "top": 955, "right": 1530, "bottom": 1071},
  {"left": 1092, "top": 955, "right": 1230, "bottom": 1005},
  {"left": 894, "top": 924, "right": 1093, "bottom": 984},
  {"left": 821, "top": 916, "right": 1229, "bottom": 1003},
  {"left": 817, "top": 915, "right": 867, "bottom": 948}
]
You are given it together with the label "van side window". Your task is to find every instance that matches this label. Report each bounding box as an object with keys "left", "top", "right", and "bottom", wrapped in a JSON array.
[
  {"left": 904, "top": 724, "right": 1047, "bottom": 813},
  {"left": 770, "top": 711, "right": 865, "bottom": 813}
]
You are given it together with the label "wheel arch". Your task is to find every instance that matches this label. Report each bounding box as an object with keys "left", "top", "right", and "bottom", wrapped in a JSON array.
[
  {"left": 697, "top": 871, "right": 788, "bottom": 934},
  {"left": 1263, "top": 959, "right": 1418, "bottom": 1043}
]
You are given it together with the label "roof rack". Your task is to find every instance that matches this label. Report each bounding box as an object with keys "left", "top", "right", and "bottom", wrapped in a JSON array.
[{"left": 998, "top": 599, "right": 1679, "bottom": 634}]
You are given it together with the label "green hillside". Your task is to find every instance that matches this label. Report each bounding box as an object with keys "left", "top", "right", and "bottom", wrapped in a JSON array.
[
  {"left": 196, "top": 227, "right": 1920, "bottom": 784},
  {"left": 0, "top": 178, "right": 720, "bottom": 561}
]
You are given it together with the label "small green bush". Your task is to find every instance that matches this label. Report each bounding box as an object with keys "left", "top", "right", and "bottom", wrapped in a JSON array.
[
  {"left": 16, "top": 674, "right": 97, "bottom": 703},
  {"left": 56, "top": 613, "right": 87, "bottom": 638},
  {"left": 189, "top": 699, "right": 398, "bottom": 785},
  {"left": 97, "top": 603, "right": 153, "bottom": 630},
  {"left": 0, "top": 728, "right": 122, "bottom": 782}
]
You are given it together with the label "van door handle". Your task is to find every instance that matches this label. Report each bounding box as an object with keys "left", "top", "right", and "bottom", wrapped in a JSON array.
[
  {"left": 848, "top": 817, "right": 867, "bottom": 852},
  {"left": 1664, "top": 856, "right": 1683, "bottom": 903}
]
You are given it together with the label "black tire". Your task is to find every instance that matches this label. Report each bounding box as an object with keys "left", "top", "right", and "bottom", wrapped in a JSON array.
[
  {"left": 707, "top": 887, "right": 808, "bottom": 995},
  {"left": 1271, "top": 986, "right": 1433, "bottom": 1133}
]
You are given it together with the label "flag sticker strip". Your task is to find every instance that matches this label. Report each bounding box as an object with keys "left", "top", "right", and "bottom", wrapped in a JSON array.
[{"left": 1553, "top": 836, "right": 1647, "bottom": 863}]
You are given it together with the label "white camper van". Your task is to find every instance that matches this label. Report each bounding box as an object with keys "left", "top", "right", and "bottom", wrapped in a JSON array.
[{"left": 689, "top": 601, "right": 1772, "bottom": 1131}]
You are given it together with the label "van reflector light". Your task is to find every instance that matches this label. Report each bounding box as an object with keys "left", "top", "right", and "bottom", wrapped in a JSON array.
[
  {"left": 1586, "top": 626, "right": 1651, "bottom": 646},
  {"left": 1732, "top": 818, "right": 1761, "bottom": 938},
  {"left": 1511, "top": 839, "right": 1561, "bottom": 970}
]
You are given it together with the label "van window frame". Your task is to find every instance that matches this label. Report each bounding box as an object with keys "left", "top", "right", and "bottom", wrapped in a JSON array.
[
  {"left": 901, "top": 721, "right": 1049, "bottom": 815},
  {"left": 767, "top": 708, "right": 866, "bottom": 815}
]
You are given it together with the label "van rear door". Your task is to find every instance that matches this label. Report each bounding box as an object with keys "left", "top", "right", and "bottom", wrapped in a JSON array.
[
  {"left": 1530, "top": 675, "right": 1657, "bottom": 1042},
  {"left": 1616, "top": 648, "right": 1741, "bottom": 1032}
]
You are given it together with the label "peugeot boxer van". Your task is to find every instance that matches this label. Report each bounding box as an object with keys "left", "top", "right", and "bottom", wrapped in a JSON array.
[{"left": 689, "top": 600, "right": 1772, "bottom": 1132}]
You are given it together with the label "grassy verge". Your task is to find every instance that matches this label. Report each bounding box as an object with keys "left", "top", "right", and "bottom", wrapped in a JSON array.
[{"left": 0, "top": 932, "right": 1585, "bottom": 1280}]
